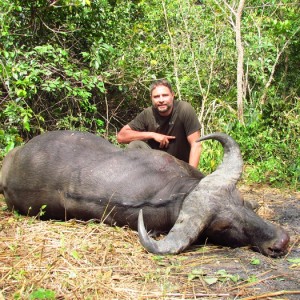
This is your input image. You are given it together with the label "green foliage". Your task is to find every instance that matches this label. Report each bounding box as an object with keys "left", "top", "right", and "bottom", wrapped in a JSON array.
[
  {"left": 246, "top": 275, "right": 258, "bottom": 283},
  {"left": 0, "top": 0, "right": 109, "bottom": 158},
  {"left": 188, "top": 268, "right": 241, "bottom": 284},
  {"left": 228, "top": 106, "right": 299, "bottom": 189},
  {"left": 250, "top": 258, "right": 261, "bottom": 265},
  {"left": 38, "top": 205, "right": 47, "bottom": 218},
  {"left": 287, "top": 257, "right": 300, "bottom": 268},
  {"left": 0, "top": 0, "right": 299, "bottom": 188},
  {"left": 199, "top": 140, "right": 223, "bottom": 175},
  {"left": 29, "top": 288, "right": 56, "bottom": 300}
]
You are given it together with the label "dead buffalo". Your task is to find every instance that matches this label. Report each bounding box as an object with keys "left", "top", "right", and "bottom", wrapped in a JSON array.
[{"left": 0, "top": 131, "right": 289, "bottom": 257}]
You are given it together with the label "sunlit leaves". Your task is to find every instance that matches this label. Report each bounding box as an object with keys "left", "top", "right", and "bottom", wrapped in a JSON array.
[
  {"left": 188, "top": 268, "right": 241, "bottom": 284},
  {"left": 0, "top": 0, "right": 299, "bottom": 187}
]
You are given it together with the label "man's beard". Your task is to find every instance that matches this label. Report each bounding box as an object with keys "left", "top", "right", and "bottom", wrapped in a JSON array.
[{"left": 155, "top": 103, "right": 172, "bottom": 114}]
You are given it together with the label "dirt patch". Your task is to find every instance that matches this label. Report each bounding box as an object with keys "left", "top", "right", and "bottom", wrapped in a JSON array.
[{"left": 0, "top": 185, "right": 299, "bottom": 299}]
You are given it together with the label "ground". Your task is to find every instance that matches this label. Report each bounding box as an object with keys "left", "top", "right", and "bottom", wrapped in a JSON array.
[{"left": 0, "top": 185, "right": 299, "bottom": 299}]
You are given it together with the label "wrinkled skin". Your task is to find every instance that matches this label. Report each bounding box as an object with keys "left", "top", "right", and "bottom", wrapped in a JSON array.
[
  {"left": 199, "top": 189, "right": 289, "bottom": 257},
  {"left": 0, "top": 131, "right": 289, "bottom": 257}
]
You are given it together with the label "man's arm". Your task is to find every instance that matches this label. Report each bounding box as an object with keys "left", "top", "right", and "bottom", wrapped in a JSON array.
[
  {"left": 117, "top": 125, "right": 153, "bottom": 143},
  {"left": 187, "top": 131, "right": 202, "bottom": 168},
  {"left": 117, "top": 125, "right": 176, "bottom": 149}
]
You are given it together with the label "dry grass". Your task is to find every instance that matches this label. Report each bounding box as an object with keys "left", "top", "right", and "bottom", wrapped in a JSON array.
[
  {"left": 0, "top": 186, "right": 299, "bottom": 299},
  {"left": 0, "top": 213, "right": 230, "bottom": 299},
  {"left": 0, "top": 213, "right": 226, "bottom": 299}
]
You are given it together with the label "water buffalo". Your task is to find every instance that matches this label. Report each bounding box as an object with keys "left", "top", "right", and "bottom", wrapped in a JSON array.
[{"left": 0, "top": 131, "right": 289, "bottom": 257}]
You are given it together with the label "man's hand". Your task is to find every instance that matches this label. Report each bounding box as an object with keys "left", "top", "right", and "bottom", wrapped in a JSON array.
[
  {"left": 153, "top": 133, "right": 176, "bottom": 148},
  {"left": 117, "top": 125, "right": 175, "bottom": 148}
]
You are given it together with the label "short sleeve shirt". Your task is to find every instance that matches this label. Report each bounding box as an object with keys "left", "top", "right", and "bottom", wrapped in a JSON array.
[{"left": 128, "top": 101, "right": 200, "bottom": 162}]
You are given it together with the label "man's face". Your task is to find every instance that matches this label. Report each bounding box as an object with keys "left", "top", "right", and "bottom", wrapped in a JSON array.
[{"left": 151, "top": 85, "right": 174, "bottom": 116}]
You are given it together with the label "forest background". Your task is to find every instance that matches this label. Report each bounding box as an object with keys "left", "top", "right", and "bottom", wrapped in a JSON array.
[{"left": 0, "top": 0, "right": 299, "bottom": 189}]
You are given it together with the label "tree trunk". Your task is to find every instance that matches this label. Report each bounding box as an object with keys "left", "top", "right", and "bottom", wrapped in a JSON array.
[{"left": 235, "top": 0, "right": 245, "bottom": 124}]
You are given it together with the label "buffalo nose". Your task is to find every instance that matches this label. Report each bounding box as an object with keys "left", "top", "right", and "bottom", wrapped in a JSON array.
[{"left": 268, "top": 229, "right": 290, "bottom": 257}]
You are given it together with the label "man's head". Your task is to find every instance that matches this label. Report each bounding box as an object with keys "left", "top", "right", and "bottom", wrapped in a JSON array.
[{"left": 150, "top": 79, "right": 174, "bottom": 116}]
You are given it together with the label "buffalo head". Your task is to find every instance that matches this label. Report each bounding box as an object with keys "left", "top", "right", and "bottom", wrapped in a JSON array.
[{"left": 138, "top": 133, "right": 290, "bottom": 257}]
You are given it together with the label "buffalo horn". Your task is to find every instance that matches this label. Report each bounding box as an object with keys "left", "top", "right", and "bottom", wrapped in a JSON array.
[{"left": 138, "top": 132, "right": 243, "bottom": 254}]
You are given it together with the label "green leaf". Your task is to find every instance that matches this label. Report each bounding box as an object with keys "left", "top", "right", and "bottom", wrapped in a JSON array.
[
  {"left": 287, "top": 258, "right": 300, "bottom": 263},
  {"left": 39, "top": 205, "right": 47, "bottom": 217},
  {"left": 229, "top": 274, "right": 240, "bottom": 282},
  {"left": 247, "top": 275, "right": 258, "bottom": 283},
  {"left": 216, "top": 269, "right": 240, "bottom": 282},
  {"left": 16, "top": 89, "right": 27, "bottom": 98},
  {"left": 204, "top": 277, "right": 218, "bottom": 285},
  {"left": 151, "top": 255, "right": 164, "bottom": 261},
  {"left": 188, "top": 268, "right": 205, "bottom": 281},
  {"left": 23, "top": 115, "right": 30, "bottom": 131},
  {"left": 5, "top": 141, "right": 15, "bottom": 153},
  {"left": 71, "top": 250, "right": 80, "bottom": 260},
  {"left": 250, "top": 258, "right": 261, "bottom": 265},
  {"left": 29, "top": 288, "right": 55, "bottom": 299}
]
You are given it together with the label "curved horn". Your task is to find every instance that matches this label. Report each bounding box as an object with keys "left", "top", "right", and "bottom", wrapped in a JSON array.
[
  {"left": 138, "top": 203, "right": 211, "bottom": 254},
  {"left": 138, "top": 133, "right": 243, "bottom": 254},
  {"left": 198, "top": 132, "right": 243, "bottom": 186}
]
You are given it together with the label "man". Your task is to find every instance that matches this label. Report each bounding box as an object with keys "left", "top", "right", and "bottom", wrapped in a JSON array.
[{"left": 117, "top": 79, "right": 202, "bottom": 168}]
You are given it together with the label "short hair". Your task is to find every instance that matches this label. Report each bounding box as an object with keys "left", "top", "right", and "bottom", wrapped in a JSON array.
[{"left": 149, "top": 79, "right": 173, "bottom": 96}]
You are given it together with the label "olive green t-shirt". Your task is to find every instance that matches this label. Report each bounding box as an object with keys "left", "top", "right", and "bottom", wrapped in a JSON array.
[{"left": 128, "top": 101, "right": 201, "bottom": 163}]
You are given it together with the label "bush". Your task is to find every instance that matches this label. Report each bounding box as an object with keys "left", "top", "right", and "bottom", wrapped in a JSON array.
[{"left": 229, "top": 116, "right": 299, "bottom": 189}]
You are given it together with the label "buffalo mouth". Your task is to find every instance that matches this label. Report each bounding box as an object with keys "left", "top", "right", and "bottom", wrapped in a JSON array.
[{"left": 252, "top": 229, "right": 290, "bottom": 258}]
